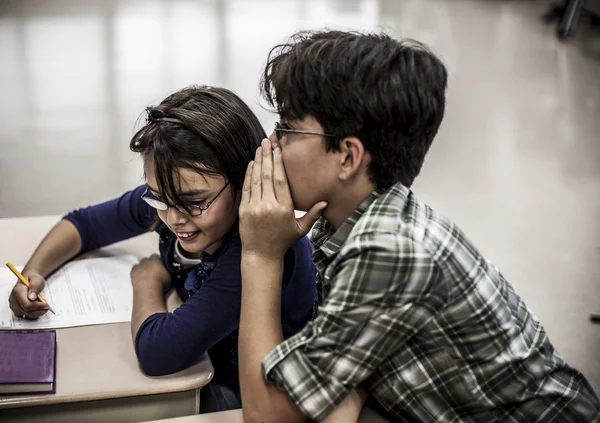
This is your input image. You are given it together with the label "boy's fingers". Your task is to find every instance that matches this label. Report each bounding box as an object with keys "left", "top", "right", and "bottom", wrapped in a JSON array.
[
  {"left": 241, "top": 161, "right": 254, "bottom": 204},
  {"left": 268, "top": 132, "right": 280, "bottom": 149},
  {"left": 261, "top": 139, "right": 275, "bottom": 200},
  {"left": 250, "top": 146, "right": 263, "bottom": 201},
  {"left": 272, "top": 147, "right": 293, "bottom": 206},
  {"left": 297, "top": 201, "right": 328, "bottom": 235}
]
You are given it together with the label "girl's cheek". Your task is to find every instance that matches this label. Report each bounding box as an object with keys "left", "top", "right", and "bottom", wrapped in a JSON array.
[{"left": 157, "top": 210, "right": 168, "bottom": 224}]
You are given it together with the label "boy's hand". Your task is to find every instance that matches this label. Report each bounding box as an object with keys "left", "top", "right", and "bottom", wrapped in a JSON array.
[
  {"left": 131, "top": 255, "right": 172, "bottom": 293},
  {"left": 239, "top": 138, "right": 327, "bottom": 259},
  {"left": 8, "top": 271, "right": 49, "bottom": 319}
]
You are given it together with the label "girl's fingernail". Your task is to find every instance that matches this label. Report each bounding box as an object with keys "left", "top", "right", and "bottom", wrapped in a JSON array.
[
  {"left": 249, "top": 161, "right": 254, "bottom": 167},
  {"left": 274, "top": 147, "right": 281, "bottom": 156}
]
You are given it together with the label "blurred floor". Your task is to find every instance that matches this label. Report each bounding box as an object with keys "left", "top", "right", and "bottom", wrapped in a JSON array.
[{"left": 1, "top": 0, "right": 600, "bottom": 394}]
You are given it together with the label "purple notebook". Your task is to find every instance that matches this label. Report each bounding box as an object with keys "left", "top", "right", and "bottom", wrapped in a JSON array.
[{"left": 0, "top": 330, "right": 56, "bottom": 395}]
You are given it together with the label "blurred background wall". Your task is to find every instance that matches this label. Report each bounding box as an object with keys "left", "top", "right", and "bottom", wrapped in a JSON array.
[{"left": 1, "top": 0, "right": 599, "bottom": 393}]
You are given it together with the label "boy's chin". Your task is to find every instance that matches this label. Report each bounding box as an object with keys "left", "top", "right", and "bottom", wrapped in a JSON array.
[
  {"left": 293, "top": 203, "right": 326, "bottom": 217},
  {"left": 289, "top": 195, "right": 312, "bottom": 213},
  {"left": 292, "top": 204, "right": 311, "bottom": 214}
]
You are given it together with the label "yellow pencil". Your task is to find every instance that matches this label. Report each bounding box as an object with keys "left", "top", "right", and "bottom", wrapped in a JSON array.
[{"left": 6, "top": 262, "right": 56, "bottom": 315}]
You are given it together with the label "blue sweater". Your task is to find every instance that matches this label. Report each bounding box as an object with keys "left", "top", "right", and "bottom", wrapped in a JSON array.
[{"left": 64, "top": 185, "right": 317, "bottom": 390}]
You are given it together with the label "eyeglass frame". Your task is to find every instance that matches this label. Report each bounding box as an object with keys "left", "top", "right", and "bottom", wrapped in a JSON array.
[
  {"left": 273, "top": 121, "right": 336, "bottom": 141},
  {"left": 141, "top": 182, "right": 230, "bottom": 216}
]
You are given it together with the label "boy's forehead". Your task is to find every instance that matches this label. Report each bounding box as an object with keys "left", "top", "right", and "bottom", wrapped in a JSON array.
[{"left": 286, "top": 115, "right": 323, "bottom": 131}]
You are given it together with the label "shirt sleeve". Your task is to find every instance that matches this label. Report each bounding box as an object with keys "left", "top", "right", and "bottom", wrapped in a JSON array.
[
  {"left": 261, "top": 233, "right": 449, "bottom": 421},
  {"left": 63, "top": 185, "right": 155, "bottom": 254},
  {"left": 134, "top": 237, "right": 305, "bottom": 376}
]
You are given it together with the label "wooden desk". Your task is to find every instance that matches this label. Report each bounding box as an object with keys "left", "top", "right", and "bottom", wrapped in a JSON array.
[
  {"left": 0, "top": 215, "right": 214, "bottom": 423},
  {"left": 143, "top": 407, "right": 391, "bottom": 423}
]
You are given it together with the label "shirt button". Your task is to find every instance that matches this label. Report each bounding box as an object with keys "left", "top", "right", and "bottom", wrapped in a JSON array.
[{"left": 300, "top": 336, "right": 307, "bottom": 341}]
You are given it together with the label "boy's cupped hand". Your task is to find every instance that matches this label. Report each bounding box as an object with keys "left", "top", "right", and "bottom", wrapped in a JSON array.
[{"left": 239, "top": 138, "right": 327, "bottom": 260}]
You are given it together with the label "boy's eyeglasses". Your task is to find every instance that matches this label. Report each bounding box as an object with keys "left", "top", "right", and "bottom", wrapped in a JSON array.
[
  {"left": 274, "top": 122, "right": 336, "bottom": 141},
  {"left": 141, "top": 182, "right": 230, "bottom": 217}
]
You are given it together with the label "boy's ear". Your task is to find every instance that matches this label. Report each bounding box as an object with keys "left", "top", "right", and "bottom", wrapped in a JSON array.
[{"left": 339, "top": 137, "right": 367, "bottom": 181}]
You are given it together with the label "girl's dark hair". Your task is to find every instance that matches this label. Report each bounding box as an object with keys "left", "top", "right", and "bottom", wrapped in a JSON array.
[
  {"left": 130, "top": 86, "right": 266, "bottom": 210},
  {"left": 261, "top": 30, "right": 448, "bottom": 190}
]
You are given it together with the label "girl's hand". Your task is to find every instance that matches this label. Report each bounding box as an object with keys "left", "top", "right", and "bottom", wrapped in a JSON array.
[
  {"left": 8, "top": 271, "right": 49, "bottom": 319},
  {"left": 131, "top": 255, "right": 172, "bottom": 293},
  {"left": 238, "top": 138, "right": 327, "bottom": 260}
]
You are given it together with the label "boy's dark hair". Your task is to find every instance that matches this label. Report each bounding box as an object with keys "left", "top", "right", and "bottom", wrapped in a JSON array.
[
  {"left": 130, "top": 86, "right": 265, "bottom": 210},
  {"left": 261, "top": 30, "right": 448, "bottom": 189}
]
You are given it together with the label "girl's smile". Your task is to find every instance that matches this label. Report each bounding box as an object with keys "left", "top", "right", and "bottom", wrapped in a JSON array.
[{"left": 144, "top": 164, "right": 238, "bottom": 258}]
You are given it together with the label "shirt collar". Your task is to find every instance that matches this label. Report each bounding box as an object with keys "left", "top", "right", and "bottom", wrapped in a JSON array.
[
  {"left": 174, "top": 240, "right": 203, "bottom": 269},
  {"left": 314, "top": 182, "right": 410, "bottom": 258}
]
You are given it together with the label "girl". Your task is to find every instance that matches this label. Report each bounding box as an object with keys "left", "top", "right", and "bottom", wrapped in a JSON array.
[{"left": 8, "top": 86, "right": 317, "bottom": 412}]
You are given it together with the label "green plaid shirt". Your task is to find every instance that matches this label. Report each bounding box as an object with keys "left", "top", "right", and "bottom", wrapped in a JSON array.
[{"left": 262, "top": 182, "right": 600, "bottom": 422}]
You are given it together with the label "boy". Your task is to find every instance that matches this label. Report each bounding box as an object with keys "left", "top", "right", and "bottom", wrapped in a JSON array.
[{"left": 237, "top": 30, "right": 600, "bottom": 422}]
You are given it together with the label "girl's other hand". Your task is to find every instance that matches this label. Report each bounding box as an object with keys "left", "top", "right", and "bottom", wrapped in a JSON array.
[{"left": 131, "top": 254, "right": 172, "bottom": 293}]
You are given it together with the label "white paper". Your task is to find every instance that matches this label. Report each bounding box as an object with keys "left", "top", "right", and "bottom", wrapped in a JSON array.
[{"left": 0, "top": 255, "right": 139, "bottom": 329}]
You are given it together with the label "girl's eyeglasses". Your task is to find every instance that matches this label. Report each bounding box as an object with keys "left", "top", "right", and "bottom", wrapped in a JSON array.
[{"left": 141, "top": 182, "right": 230, "bottom": 217}]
